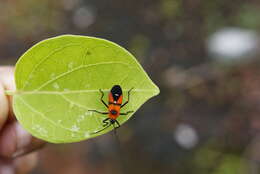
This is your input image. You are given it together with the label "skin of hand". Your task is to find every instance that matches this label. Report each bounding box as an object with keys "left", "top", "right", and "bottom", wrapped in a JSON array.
[{"left": 0, "top": 66, "right": 46, "bottom": 174}]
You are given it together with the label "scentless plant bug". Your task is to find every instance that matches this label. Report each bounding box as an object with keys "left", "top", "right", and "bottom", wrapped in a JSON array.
[{"left": 89, "top": 85, "right": 134, "bottom": 134}]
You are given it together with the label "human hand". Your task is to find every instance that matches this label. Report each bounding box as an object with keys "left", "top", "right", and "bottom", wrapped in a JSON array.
[{"left": 0, "top": 66, "right": 46, "bottom": 174}]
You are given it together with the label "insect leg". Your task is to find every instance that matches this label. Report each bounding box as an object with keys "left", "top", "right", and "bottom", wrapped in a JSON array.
[
  {"left": 121, "top": 87, "right": 134, "bottom": 108},
  {"left": 120, "top": 111, "right": 134, "bottom": 115},
  {"left": 88, "top": 110, "right": 109, "bottom": 115},
  {"left": 91, "top": 123, "right": 111, "bottom": 134},
  {"left": 99, "top": 89, "right": 109, "bottom": 108},
  {"left": 102, "top": 118, "right": 110, "bottom": 127},
  {"left": 114, "top": 120, "right": 121, "bottom": 129}
]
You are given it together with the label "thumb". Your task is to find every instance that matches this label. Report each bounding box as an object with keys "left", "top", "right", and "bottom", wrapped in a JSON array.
[
  {"left": 0, "top": 66, "right": 14, "bottom": 130},
  {"left": 0, "top": 66, "right": 46, "bottom": 158}
]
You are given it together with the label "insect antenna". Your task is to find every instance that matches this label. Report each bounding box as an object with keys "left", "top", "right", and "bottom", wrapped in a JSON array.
[{"left": 112, "top": 124, "right": 129, "bottom": 174}]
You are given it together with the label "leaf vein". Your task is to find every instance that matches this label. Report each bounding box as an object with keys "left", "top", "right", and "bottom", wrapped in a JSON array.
[
  {"left": 35, "top": 61, "right": 130, "bottom": 91},
  {"left": 23, "top": 43, "right": 82, "bottom": 89},
  {"left": 17, "top": 96, "right": 85, "bottom": 134}
]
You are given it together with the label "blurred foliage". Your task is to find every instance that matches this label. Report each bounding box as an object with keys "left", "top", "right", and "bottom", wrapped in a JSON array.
[{"left": 1, "top": 0, "right": 260, "bottom": 174}]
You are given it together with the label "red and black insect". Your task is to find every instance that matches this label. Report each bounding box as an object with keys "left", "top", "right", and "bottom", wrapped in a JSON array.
[{"left": 89, "top": 85, "right": 134, "bottom": 133}]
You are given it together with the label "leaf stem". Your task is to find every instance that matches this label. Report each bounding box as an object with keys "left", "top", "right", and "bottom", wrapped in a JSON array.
[{"left": 4, "top": 90, "right": 17, "bottom": 96}]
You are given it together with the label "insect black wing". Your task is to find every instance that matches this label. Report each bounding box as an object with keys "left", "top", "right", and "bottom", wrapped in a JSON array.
[{"left": 111, "top": 85, "right": 122, "bottom": 101}]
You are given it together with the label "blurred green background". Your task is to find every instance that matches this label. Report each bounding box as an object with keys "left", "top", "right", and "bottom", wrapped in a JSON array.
[{"left": 1, "top": 0, "right": 260, "bottom": 174}]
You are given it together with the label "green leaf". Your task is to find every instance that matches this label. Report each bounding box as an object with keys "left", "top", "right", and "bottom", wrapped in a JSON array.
[{"left": 13, "top": 35, "right": 159, "bottom": 143}]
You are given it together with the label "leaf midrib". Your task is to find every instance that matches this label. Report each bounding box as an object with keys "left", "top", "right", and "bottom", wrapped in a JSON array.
[{"left": 13, "top": 88, "right": 158, "bottom": 95}]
